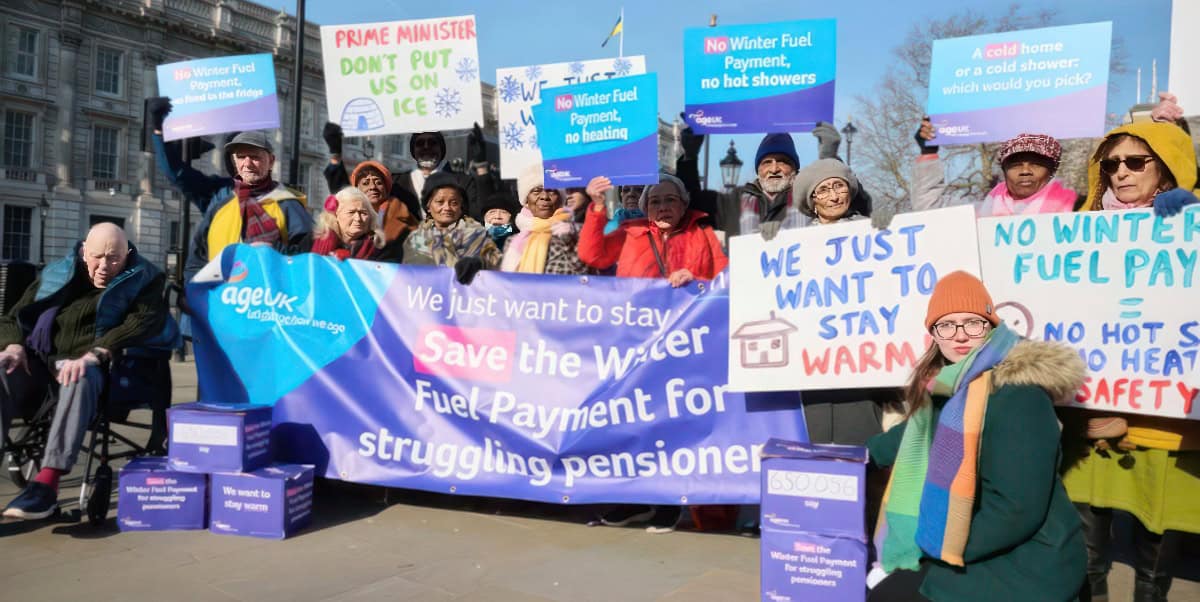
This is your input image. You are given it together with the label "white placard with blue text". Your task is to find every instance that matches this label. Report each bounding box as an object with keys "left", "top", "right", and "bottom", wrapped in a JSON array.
[
  {"left": 978, "top": 208, "right": 1200, "bottom": 419},
  {"left": 728, "top": 206, "right": 981, "bottom": 391},
  {"left": 496, "top": 56, "right": 647, "bottom": 179}
]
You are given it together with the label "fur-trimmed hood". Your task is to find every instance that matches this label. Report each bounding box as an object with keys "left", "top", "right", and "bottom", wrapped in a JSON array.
[{"left": 992, "top": 339, "right": 1086, "bottom": 404}]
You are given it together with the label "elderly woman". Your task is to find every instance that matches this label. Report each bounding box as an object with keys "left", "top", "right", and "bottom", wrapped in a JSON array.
[
  {"left": 311, "top": 187, "right": 388, "bottom": 261},
  {"left": 912, "top": 125, "right": 1079, "bottom": 216},
  {"left": 346, "top": 160, "right": 420, "bottom": 249},
  {"left": 402, "top": 173, "right": 501, "bottom": 279},
  {"left": 1061, "top": 120, "right": 1199, "bottom": 602},
  {"left": 578, "top": 173, "right": 727, "bottom": 287},
  {"left": 793, "top": 159, "right": 874, "bottom": 225},
  {"left": 500, "top": 166, "right": 590, "bottom": 275}
]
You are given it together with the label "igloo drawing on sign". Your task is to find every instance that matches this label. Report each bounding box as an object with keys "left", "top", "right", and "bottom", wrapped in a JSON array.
[{"left": 340, "top": 98, "right": 385, "bottom": 131}]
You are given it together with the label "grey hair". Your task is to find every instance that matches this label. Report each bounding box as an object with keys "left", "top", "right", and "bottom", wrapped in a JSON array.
[{"left": 313, "top": 186, "right": 387, "bottom": 248}]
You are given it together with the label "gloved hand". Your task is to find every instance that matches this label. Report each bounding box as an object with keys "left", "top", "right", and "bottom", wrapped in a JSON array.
[
  {"left": 915, "top": 117, "right": 938, "bottom": 155},
  {"left": 679, "top": 118, "right": 705, "bottom": 161},
  {"left": 453, "top": 256, "right": 484, "bottom": 285},
  {"left": 186, "top": 137, "right": 216, "bottom": 159},
  {"left": 870, "top": 206, "right": 895, "bottom": 230},
  {"left": 1153, "top": 188, "right": 1198, "bottom": 217},
  {"left": 147, "top": 97, "right": 172, "bottom": 132},
  {"left": 322, "top": 122, "right": 344, "bottom": 156},
  {"left": 468, "top": 122, "right": 488, "bottom": 164},
  {"left": 812, "top": 121, "right": 841, "bottom": 160},
  {"left": 1150, "top": 91, "right": 1185, "bottom": 124}
]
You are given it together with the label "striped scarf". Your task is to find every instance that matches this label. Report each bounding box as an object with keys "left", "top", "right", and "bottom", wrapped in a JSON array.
[
  {"left": 235, "top": 179, "right": 281, "bottom": 246},
  {"left": 875, "top": 323, "right": 1020, "bottom": 571}
]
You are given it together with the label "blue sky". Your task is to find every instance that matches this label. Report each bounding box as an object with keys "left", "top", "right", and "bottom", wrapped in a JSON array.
[{"left": 294, "top": 0, "right": 1174, "bottom": 183}]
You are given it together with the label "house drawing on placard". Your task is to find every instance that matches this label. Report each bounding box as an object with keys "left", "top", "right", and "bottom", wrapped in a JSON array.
[{"left": 731, "top": 311, "right": 798, "bottom": 369}]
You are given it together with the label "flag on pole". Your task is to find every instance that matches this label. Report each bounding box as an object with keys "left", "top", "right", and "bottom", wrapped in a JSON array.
[{"left": 601, "top": 14, "right": 623, "bottom": 47}]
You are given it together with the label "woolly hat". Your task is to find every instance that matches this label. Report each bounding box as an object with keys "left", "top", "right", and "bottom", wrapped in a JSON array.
[
  {"left": 638, "top": 173, "right": 691, "bottom": 213},
  {"left": 350, "top": 160, "right": 394, "bottom": 194},
  {"left": 517, "top": 163, "right": 548, "bottom": 204},
  {"left": 925, "top": 271, "right": 999, "bottom": 330},
  {"left": 419, "top": 172, "right": 468, "bottom": 210},
  {"left": 794, "top": 159, "right": 860, "bottom": 217},
  {"left": 480, "top": 191, "right": 520, "bottom": 219},
  {"left": 409, "top": 131, "right": 446, "bottom": 163},
  {"left": 222, "top": 130, "right": 274, "bottom": 176},
  {"left": 754, "top": 133, "right": 799, "bottom": 169},
  {"left": 997, "top": 133, "right": 1062, "bottom": 168}
]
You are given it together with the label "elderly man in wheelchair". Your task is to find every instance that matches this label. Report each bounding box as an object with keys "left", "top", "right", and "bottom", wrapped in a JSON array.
[{"left": 0, "top": 222, "right": 178, "bottom": 521}]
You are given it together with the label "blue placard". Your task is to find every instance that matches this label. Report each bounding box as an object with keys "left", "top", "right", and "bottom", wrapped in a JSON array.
[
  {"left": 683, "top": 19, "right": 836, "bottom": 134},
  {"left": 156, "top": 54, "right": 280, "bottom": 142},
  {"left": 531, "top": 73, "right": 659, "bottom": 187},
  {"left": 927, "top": 22, "right": 1112, "bottom": 145}
]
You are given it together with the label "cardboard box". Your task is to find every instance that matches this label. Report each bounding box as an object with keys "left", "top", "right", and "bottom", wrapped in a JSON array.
[
  {"left": 210, "top": 463, "right": 315, "bottom": 539},
  {"left": 759, "top": 438, "right": 868, "bottom": 602},
  {"left": 167, "top": 402, "right": 273, "bottom": 473},
  {"left": 117, "top": 457, "right": 207, "bottom": 531}
]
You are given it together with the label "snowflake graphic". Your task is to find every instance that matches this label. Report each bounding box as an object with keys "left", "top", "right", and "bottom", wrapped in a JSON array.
[
  {"left": 612, "top": 57, "right": 633, "bottom": 77},
  {"left": 568, "top": 61, "right": 585, "bottom": 77},
  {"left": 524, "top": 65, "right": 543, "bottom": 81},
  {"left": 455, "top": 57, "right": 478, "bottom": 82},
  {"left": 502, "top": 122, "right": 525, "bottom": 151},
  {"left": 498, "top": 75, "right": 522, "bottom": 104},
  {"left": 528, "top": 132, "right": 538, "bottom": 150},
  {"left": 434, "top": 88, "right": 462, "bottom": 119}
]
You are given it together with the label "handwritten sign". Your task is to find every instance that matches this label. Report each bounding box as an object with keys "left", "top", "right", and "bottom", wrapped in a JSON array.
[
  {"left": 531, "top": 73, "right": 659, "bottom": 187},
  {"left": 319, "top": 16, "right": 483, "bottom": 136},
  {"left": 683, "top": 19, "right": 836, "bottom": 134},
  {"left": 496, "top": 56, "right": 647, "bottom": 179},
  {"left": 927, "top": 22, "right": 1111, "bottom": 145},
  {"left": 978, "top": 207, "right": 1200, "bottom": 419},
  {"left": 156, "top": 54, "right": 279, "bottom": 142},
  {"left": 728, "top": 206, "right": 981, "bottom": 391}
]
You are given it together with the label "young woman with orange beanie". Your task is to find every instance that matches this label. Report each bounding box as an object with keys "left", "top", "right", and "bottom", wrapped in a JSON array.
[{"left": 866, "top": 271, "right": 1086, "bottom": 602}]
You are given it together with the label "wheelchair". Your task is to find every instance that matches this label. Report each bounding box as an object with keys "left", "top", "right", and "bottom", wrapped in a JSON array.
[{"left": 2, "top": 349, "right": 172, "bottom": 526}]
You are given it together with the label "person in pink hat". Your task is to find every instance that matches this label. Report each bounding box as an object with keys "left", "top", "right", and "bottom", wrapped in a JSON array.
[{"left": 911, "top": 124, "right": 1080, "bottom": 217}]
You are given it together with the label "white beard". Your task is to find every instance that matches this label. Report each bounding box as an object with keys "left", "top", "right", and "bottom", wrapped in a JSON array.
[{"left": 760, "top": 177, "right": 791, "bottom": 194}]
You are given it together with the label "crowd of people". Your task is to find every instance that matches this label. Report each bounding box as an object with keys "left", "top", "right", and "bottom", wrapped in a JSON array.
[{"left": 0, "top": 80, "right": 1197, "bottom": 601}]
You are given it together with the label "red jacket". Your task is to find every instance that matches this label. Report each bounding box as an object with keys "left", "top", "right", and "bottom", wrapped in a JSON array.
[{"left": 578, "top": 205, "right": 728, "bottom": 280}]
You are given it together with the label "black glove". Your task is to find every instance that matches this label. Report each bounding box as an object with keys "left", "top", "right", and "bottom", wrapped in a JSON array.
[
  {"left": 812, "top": 121, "right": 841, "bottom": 160},
  {"left": 453, "top": 256, "right": 484, "bottom": 285},
  {"left": 915, "top": 117, "right": 939, "bottom": 155},
  {"left": 147, "top": 96, "right": 172, "bottom": 132},
  {"left": 322, "top": 122, "right": 343, "bottom": 155},
  {"left": 678, "top": 113, "right": 705, "bottom": 161},
  {"left": 186, "top": 137, "right": 216, "bottom": 159},
  {"left": 467, "top": 122, "right": 488, "bottom": 164}
]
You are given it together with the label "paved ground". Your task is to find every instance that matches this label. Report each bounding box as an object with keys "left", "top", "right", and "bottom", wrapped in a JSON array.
[{"left": 0, "top": 360, "right": 1197, "bottom": 601}]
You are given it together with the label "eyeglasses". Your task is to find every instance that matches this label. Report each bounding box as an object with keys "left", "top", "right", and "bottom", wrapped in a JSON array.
[
  {"left": 1099, "top": 155, "right": 1155, "bottom": 175},
  {"left": 813, "top": 181, "right": 850, "bottom": 200},
  {"left": 932, "top": 319, "right": 991, "bottom": 340}
]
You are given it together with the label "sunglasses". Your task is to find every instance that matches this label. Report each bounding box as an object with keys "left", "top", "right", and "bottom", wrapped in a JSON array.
[{"left": 1099, "top": 155, "right": 1155, "bottom": 175}]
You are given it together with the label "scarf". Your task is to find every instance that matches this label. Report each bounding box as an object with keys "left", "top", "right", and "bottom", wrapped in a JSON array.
[
  {"left": 875, "top": 323, "right": 1021, "bottom": 571},
  {"left": 977, "top": 178, "right": 1077, "bottom": 217},
  {"left": 1100, "top": 188, "right": 1154, "bottom": 211},
  {"left": 235, "top": 179, "right": 282, "bottom": 246},
  {"left": 407, "top": 217, "right": 497, "bottom": 268},
  {"left": 500, "top": 207, "right": 572, "bottom": 273},
  {"left": 310, "top": 232, "right": 377, "bottom": 261},
  {"left": 376, "top": 197, "right": 419, "bottom": 243}
]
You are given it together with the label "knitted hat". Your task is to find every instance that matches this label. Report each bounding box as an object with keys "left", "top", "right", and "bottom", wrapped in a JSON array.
[
  {"left": 517, "top": 163, "right": 547, "bottom": 204},
  {"left": 924, "top": 271, "right": 999, "bottom": 330},
  {"left": 419, "top": 172, "right": 468, "bottom": 210},
  {"left": 638, "top": 173, "right": 691, "bottom": 213},
  {"left": 997, "top": 133, "right": 1062, "bottom": 168},
  {"left": 754, "top": 133, "right": 799, "bottom": 169},
  {"left": 793, "top": 159, "right": 860, "bottom": 217},
  {"left": 480, "top": 191, "right": 520, "bottom": 218},
  {"left": 408, "top": 131, "right": 446, "bottom": 163},
  {"left": 350, "top": 160, "right": 393, "bottom": 193}
]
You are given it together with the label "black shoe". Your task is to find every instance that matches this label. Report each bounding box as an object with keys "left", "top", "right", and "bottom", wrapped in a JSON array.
[
  {"left": 3, "top": 482, "right": 59, "bottom": 520},
  {"left": 600, "top": 505, "right": 655, "bottom": 527}
]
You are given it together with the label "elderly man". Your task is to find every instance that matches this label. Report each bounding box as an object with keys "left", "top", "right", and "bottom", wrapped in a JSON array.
[
  {"left": 145, "top": 98, "right": 312, "bottom": 282},
  {"left": 0, "top": 223, "right": 178, "bottom": 520},
  {"left": 737, "top": 133, "right": 802, "bottom": 236}
]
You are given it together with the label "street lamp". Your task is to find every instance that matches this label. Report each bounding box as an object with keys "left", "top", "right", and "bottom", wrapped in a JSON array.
[
  {"left": 841, "top": 120, "right": 858, "bottom": 166},
  {"left": 719, "top": 140, "right": 743, "bottom": 191}
]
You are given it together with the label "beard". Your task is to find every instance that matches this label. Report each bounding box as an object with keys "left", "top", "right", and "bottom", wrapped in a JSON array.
[{"left": 760, "top": 177, "right": 791, "bottom": 194}]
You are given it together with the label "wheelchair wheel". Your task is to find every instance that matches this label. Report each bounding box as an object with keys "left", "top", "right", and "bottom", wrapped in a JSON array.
[
  {"left": 86, "top": 465, "right": 113, "bottom": 527},
  {"left": 5, "top": 451, "right": 40, "bottom": 489}
]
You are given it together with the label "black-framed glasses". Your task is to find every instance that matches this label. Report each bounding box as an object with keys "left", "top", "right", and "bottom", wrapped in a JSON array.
[
  {"left": 1099, "top": 155, "right": 1155, "bottom": 175},
  {"left": 932, "top": 319, "right": 991, "bottom": 340}
]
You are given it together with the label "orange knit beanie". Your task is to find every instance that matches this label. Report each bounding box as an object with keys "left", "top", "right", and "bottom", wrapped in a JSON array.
[{"left": 924, "top": 271, "right": 999, "bottom": 330}]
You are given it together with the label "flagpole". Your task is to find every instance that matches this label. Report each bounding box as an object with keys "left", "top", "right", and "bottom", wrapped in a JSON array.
[{"left": 619, "top": 6, "right": 624, "bottom": 58}]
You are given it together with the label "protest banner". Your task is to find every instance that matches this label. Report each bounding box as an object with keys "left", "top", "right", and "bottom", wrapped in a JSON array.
[
  {"left": 496, "top": 56, "right": 647, "bottom": 179},
  {"left": 1169, "top": 1, "right": 1200, "bottom": 112},
  {"left": 186, "top": 246, "right": 807, "bottom": 505},
  {"left": 727, "top": 205, "right": 981, "bottom": 391},
  {"left": 927, "top": 22, "right": 1111, "bottom": 145},
  {"left": 977, "top": 207, "right": 1200, "bottom": 420},
  {"left": 319, "top": 16, "right": 483, "bottom": 136},
  {"left": 531, "top": 73, "right": 659, "bottom": 187},
  {"left": 156, "top": 54, "right": 279, "bottom": 142},
  {"left": 683, "top": 19, "right": 836, "bottom": 134}
]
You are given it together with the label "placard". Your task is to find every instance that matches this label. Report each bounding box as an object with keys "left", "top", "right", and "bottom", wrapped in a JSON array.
[{"left": 156, "top": 54, "right": 279, "bottom": 142}]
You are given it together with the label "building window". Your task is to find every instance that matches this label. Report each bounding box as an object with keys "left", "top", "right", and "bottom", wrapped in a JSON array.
[
  {"left": 3, "top": 110, "right": 35, "bottom": 168},
  {"left": 2, "top": 205, "right": 34, "bottom": 261},
  {"left": 387, "top": 135, "right": 405, "bottom": 156},
  {"left": 95, "top": 46, "right": 123, "bottom": 96},
  {"left": 10, "top": 27, "right": 39, "bottom": 79},
  {"left": 89, "top": 214, "right": 125, "bottom": 229},
  {"left": 91, "top": 125, "right": 121, "bottom": 181},
  {"left": 300, "top": 99, "right": 315, "bottom": 139},
  {"left": 296, "top": 161, "right": 311, "bottom": 194},
  {"left": 168, "top": 220, "right": 181, "bottom": 251}
]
